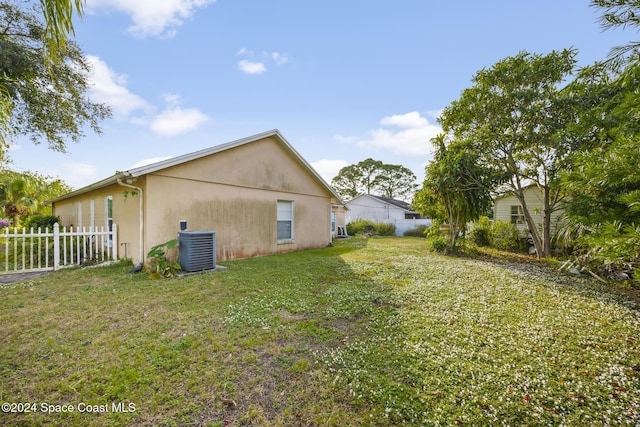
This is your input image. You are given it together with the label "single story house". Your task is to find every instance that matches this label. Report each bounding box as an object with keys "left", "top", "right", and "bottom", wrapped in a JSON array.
[
  {"left": 493, "top": 184, "right": 564, "bottom": 238},
  {"left": 346, "top": 194, "right": 430, "bottom": 236},
  {"left": 51, "top": 130, "right": 347, "bottom": 265}
]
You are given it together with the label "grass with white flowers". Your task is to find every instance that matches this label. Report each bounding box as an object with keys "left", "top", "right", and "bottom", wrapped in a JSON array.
[{"left": 1, "top": 237, "right": 639, "bottom": 426}]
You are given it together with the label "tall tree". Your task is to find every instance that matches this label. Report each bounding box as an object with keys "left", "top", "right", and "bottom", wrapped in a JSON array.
[
  {"left": 331, "top": 158, "right": 418, "bottom": 201},
  {"left": 0, "top": 169, "right": 70, "bottom": 226},
  {"left": 1, "top": 1, "right": 109, "bottom": 149},
  {"left": 1, "top": 0, "right": 106, "bottom": 158},
  {"left": 562, "top": 136, "right": 640, "bottom": 228},
  {"left": 374, "top": 164, "right": 417, "bottom": 200},
  {"left": 40, "top": 0, "right": 85, "bottom": 66},
  {"left": 439, "top": 49, "right": 579, "bottom": 257},
  {"left": 1, "top": 0, "right": 84, "bottom": 140},
  {"left": 414, "top": 135, "right": 496, "bottom": 250},
  {"left": 560, "top": 60, "right": 640, "bottom": 231},
  {"left": 591, "top": 0, "right": 640, "bottom": 65},
  {"left": 331, "top": 158, "right": 384, "bottom": 199}
]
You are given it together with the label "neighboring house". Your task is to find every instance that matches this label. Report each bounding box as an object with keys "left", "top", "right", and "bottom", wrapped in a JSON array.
[
  {"left": 51, "top": 130, "right": 347, "bottom": 265},
  {"left": 346, "top": 194, "right": 430, "bottom": 236},
  {"left": 493, "top": 185, "right": 564, "bottom": 238}
]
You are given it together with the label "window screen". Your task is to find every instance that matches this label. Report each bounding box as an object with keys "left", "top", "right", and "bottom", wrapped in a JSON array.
[{"left": 277, "top": 201, "right": 293, "bottom": 241}]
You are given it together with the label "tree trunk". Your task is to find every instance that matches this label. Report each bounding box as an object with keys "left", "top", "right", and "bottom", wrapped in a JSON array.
[
  {"left": 542, "top": 186, "right": 553, "bottom": 257},
  {"left": 514, "top": 190, "right": 544, "bottom": 259},
  {"left": 449, "top": 228, "right": 458, "bottom": 252}
]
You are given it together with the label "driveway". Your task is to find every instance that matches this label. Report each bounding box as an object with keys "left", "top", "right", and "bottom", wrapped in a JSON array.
[{"left": 0, "top": 271, "right": 50, "bottom": 284}]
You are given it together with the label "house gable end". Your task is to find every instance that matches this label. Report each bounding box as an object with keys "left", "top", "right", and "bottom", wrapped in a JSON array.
[{"left": 150, "top": 135, "right": 330, "bottom": 197}]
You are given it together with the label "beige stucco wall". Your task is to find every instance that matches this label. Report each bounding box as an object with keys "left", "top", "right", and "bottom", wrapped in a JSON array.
[
  {"left": 53, "top": 136, "right": 343, "bottom": 265},
  {"left": 493, "top": 186, "right": 564, "bottom": 237},
  {"left": 143, "top": 136, "right": 335, "bottom": 262},
  {"left": 52, "top": 182, "right": 144, "bottom": 262},
  {"left": 53, "top": 185, "right": 113, "bottom": 230}
]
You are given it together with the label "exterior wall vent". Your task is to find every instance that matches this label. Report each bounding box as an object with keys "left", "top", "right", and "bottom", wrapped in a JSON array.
[{"left": 178, "top": 231, "right": 216, "bottom": 272}]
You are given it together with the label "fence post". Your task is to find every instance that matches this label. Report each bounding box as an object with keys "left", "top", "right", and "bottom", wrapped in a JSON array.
[{"left": 54, "top": 222, "right": 60, "bottom": 271}]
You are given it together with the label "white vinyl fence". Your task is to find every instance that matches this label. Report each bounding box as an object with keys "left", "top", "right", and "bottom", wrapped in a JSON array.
[
  {"left": 1, "top": 223, "right": 117, "bottom": 274},
  {"left": 381, "top": 218, "right": 432, "bottom": 236}
]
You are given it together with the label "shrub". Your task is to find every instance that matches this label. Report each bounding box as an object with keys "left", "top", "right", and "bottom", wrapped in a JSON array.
[
  {"left": 146, "top": 239, "right": 181, "bottom": 279},
  {"left": 346, "top": 219, "right": 397, "bottom": 237},
  {"left": 490, "top": 220, "right": 522, "bottom": 251},
  {"left": 375, "top": 222, "right": 396, "bottom": 236},
  {"left": 427, "top": 235, "right": 448, "bottom": 253},
  {"left": 424, "top": 219, "right": 442, "bottom": 239},
  {"left": 575, "top": 221, "right": 640, "bottom": 282},
  {"left": 22, "top": 215, "right": 60, "bottom": 231},
  {"left": 346, "top": 219, "right": 376, "bottom": 236},
  {"left": 469, "top": 216, "right": 492, "bottom": 246},
  {"left": 404, "top": 224, "right": 428, "bottom": 237}
]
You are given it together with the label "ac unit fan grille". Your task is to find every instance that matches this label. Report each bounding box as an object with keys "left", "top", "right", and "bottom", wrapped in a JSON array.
[{"left": 178, "top": 231, "right": 216, "bottom": 272}]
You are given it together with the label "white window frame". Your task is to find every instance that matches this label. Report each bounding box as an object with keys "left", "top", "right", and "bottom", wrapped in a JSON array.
[
  {"left": 510, "top": 205, "right": 525, "bottom": 225},
  {"left": 277, "top": 200, "right": 294, "bottom": 244},
  {"left": 90, "top": 199, "right": 95, "bottom": 231},
  {"left": 331, "top": 211, "right": 336, "bottom": 233},
  {"left": 77, "top": 202, "right": 83, "bottom": 230},
  {"left": 105, "top": 196, "right": 113, "bottom": 246}
]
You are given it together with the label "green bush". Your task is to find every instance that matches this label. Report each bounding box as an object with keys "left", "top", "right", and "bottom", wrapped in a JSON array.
[
  {"left": 404, "top": 224, "right": 428, "bottom": 237},
  {"left": 427, "top": 235, "right": 448, "bottom": 253},
  {"left": 424, "top": 219, "right": 442, "bottom": 239},
  {"left": 345, "top": 220, "right": 397, "bottom": 237},
  {"left": 346, "top": 219, "right": 377, "bottom": 236},
  {"left": 469, "top": 216, "right": 492, "bottom": 246},
  {"left": 575, "top": 221, "right": 640, "bottom": 282},
  {"left": 490, "top": 220, "right": 523, "bottom": 251},
  {"left": 146, "top": 239, "right": 181, "bottom": 279},
  {"left": 22, "top": 215, "right": 60, "bottom": 231},
  {"left": 375, "top": 222, "right": 396, "bottom": 236}
]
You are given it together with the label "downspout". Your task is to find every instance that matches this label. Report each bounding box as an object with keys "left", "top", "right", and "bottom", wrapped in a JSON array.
[
  {"left": 328, "top": 203, "right": 333, "bottom": 245},
  {"left": 117, "top": 179, "right": 144, "bottom": 264}
]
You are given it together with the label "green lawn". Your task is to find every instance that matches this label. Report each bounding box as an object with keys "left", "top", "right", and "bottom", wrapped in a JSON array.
[{"left": 1, "top": 237, "right": 639, "bottom": 426}]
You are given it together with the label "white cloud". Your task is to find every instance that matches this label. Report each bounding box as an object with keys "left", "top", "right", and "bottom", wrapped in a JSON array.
[
  {"left": 86, "top": 57, "right": 209, "bottom": 136},
  {"left": 271, "top": 52, "right": 289, "bottom": 65},
  {"left": 131, "top": 156, "right": 174, "bottom": 168},
  {"left": 238, "top": 59, "right": 267, "bottom": 75},
  {"left": 150, "top": 107, "right": 210, "bottom": 136},
  {"left": 337, "top": 111, "right": 442, "bottom": 156},
  {"left": 236, "top": 48, "right": 289, "bottom": 74},
  {"left": 86, "top": 55, "right": 153, "bottom": 120},
  {"left": 333, "top": 135, "right": 357, "bottom": 144},
  {"left": 87, "top": 0, "right": 215, "bottom": 38},
  {"left": 61, "top": 163, "right": 99, "bottom": 189},
  {"left": 161, "top": 93, "right": 183, "bottom": 107},
  {"left": 310, "top": 159, "right": 348, "bottom": 184},
  {"left": 380, "top": 111, "right": 429, "bottom": 128}
]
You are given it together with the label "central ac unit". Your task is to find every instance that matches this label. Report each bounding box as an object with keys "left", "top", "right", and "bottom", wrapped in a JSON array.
[{"left": 178, "top": 231, "right": 216, "bottom": 272}]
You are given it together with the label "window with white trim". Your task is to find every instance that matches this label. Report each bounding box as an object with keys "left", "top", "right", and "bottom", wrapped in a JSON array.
[
  {"left": 277, "top": 201, "right": 294, "bottom": 242},
  {"left": 90, "top": 199, "right": 95, "bottom": 231},
  {"left": 510, "top": 205, "right": 525, "bottom": 225},
  {"left": 77, "top": 202, "right": 83, "bottom": 229},
  {"left": 106, "top": 196, "right": 113, "bottom": 246}
]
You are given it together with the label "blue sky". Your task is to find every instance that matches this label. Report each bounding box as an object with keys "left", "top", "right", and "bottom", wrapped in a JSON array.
[{"left": 7, "top": 0, "right": 634, "bottom": 191}]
